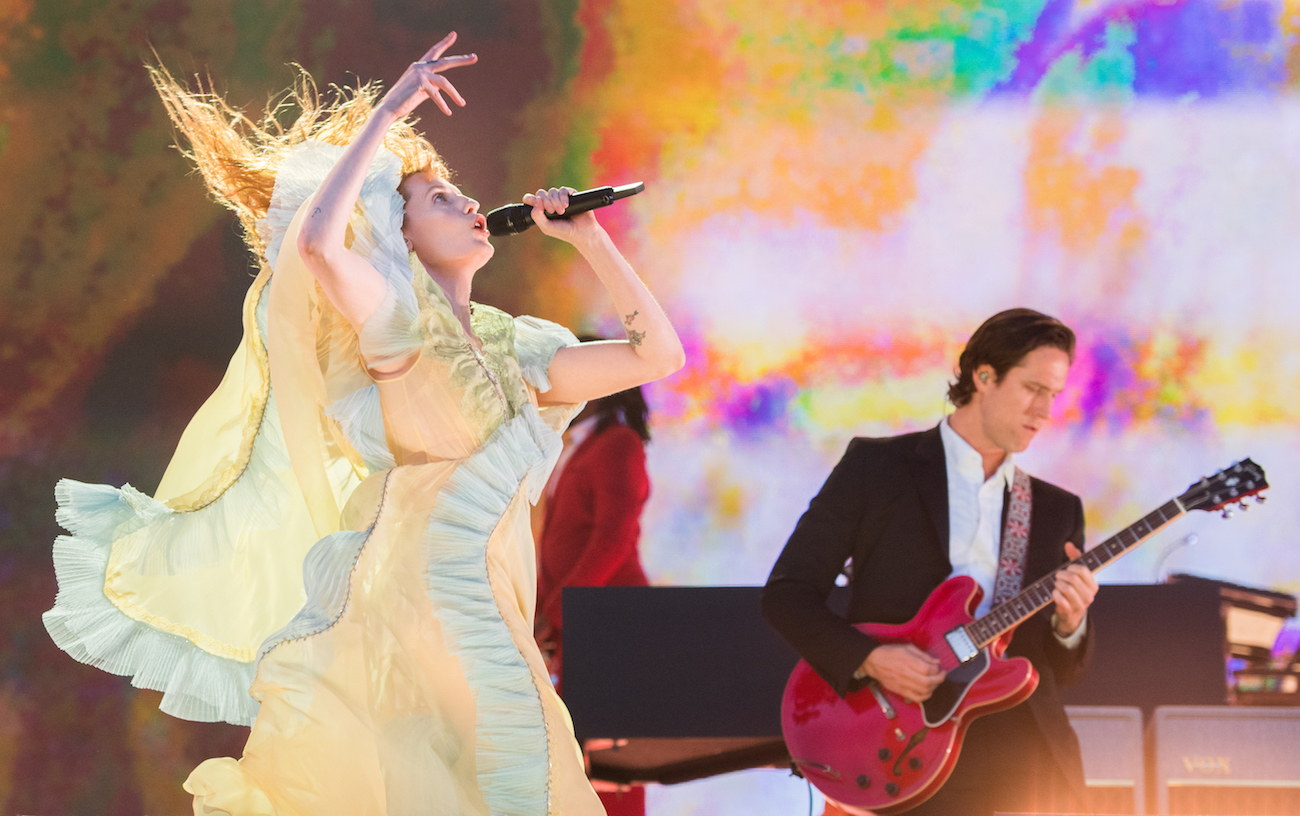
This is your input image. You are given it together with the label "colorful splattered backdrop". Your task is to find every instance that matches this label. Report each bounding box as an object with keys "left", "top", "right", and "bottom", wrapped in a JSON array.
[
  {"left": 504, "top": 0, "right": 1300, "bottom": 593},
  {"left": 1, "top": 0, "right": 1297, "bottom": 813}
]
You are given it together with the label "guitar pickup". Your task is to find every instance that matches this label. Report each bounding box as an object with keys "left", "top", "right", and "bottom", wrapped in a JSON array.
[{"left": 944, "top": 626, "right": 979, "bottom": 663}]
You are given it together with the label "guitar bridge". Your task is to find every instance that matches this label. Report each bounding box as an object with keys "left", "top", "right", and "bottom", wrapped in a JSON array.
[{"left": 944, "top": 626, "right": 979, "bottom": 663}]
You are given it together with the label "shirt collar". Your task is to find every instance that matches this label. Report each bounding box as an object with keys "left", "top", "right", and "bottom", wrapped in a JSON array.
[{"left": 940, "top": 417, "right": 1016, "bottom": 489}]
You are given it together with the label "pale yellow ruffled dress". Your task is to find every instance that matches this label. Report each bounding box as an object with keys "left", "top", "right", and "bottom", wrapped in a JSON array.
[{"left": 44, "top": 141, "right": 604, "bottom": 816}]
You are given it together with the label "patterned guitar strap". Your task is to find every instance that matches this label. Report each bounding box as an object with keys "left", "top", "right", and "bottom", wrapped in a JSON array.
[{"left": 990, "top": 467, "right": 1033, "bottom": 608}]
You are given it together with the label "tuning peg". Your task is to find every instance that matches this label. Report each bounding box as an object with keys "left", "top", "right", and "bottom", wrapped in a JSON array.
[
  {"left": 1256, "top": 494, "right": 1268, "bottom": 505},
  {"left": 1222, "top": 507, "right": 1236, "bottom": 519},
  {"left": 1238, "top": 501, "right": 1249, "bottom": 512}
]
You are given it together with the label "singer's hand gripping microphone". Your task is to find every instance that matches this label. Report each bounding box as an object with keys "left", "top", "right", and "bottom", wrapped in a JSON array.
[{"left": 485, "top": 182, "right": 645, "bottom": 236}]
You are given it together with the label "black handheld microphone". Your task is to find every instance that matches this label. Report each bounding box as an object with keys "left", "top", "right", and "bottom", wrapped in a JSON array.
[{"left": 485, "top": 182, "right": 645, "bottom": 236}]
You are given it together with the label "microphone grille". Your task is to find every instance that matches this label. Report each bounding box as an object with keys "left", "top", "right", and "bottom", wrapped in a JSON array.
[{"left": 486, "top": 204, "right": 531, "bottom": 236}]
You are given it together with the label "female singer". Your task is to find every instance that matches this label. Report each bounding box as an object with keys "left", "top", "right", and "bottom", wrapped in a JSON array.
[{"left": 44, "top": 32, "right": 683, "bottom": 815}]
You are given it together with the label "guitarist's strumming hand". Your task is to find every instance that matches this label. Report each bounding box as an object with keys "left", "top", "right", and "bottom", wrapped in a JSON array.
[
  {"left": 858, "top": 644, "right": 946, "bottom": 702},
  {"left": 1051, "top": 542, "right": 1099, "bottom": 638}
]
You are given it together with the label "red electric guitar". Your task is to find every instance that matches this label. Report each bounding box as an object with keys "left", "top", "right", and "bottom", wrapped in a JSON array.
[{"left": 782, "top": 459, "right": 1269, "bottom": 815}]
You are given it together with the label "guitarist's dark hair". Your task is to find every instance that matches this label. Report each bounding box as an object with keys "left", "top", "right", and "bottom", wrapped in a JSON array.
[{"left": 947, "top": 308, "right": 1076, "bottom": 407}]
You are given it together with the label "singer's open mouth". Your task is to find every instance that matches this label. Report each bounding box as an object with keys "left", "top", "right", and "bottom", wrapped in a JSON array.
[{"left": 472, "top": 214, "right": 487, "bottom": 232}]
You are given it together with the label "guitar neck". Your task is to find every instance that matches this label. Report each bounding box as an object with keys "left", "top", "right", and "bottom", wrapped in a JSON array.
[{"left": 966, "top": 497, "right": 1186, "bottom": 648}]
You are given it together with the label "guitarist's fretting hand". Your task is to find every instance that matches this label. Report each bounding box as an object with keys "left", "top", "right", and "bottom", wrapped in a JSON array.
[
  {"left": 859, "top": 644, "right": 946, "bottom": 702},
  {"left": 1051, "top": 542, "right": 1099, "bottom": 638}
]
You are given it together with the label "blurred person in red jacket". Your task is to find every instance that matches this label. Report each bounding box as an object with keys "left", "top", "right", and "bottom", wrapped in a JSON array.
[
  {"left": 536, "top": 382, "right": 653, "bottom": 685},
  {"left": 536, "top": 364, "right": 654, "bottom": 816}
]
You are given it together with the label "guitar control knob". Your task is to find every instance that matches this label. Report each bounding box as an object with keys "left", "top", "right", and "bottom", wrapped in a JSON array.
[
  {"left": 856, "top": 774, "right": 871, "bottom": 789},
  {"left": 886, "top": 782, "right": 900, "bottom": 796},
  {"left": 908, "top": 757, "right": 922, "bottom": 771},
  {"left": 878, "top": 748, "right": 891, "bottom": 761}
]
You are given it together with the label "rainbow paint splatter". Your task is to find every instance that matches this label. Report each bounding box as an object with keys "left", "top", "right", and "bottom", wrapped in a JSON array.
[{"left": 507, "top": 0, "right": 1300, "bottom": 594}]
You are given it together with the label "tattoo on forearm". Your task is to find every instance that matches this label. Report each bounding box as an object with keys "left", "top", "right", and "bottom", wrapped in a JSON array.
[
  {"left": 627, "top": 328, "right": 646, "bottom": 347},
  {"left": 312, "top": 207, "right": 322, "bottom": 218},
  {"left": 623, "top": 310, "right": 639, "bottom": 327}
]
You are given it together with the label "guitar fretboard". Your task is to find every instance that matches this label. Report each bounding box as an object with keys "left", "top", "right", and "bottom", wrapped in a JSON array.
[{"left": 965, "top": 498, "right": 1184, "bottom": 648}]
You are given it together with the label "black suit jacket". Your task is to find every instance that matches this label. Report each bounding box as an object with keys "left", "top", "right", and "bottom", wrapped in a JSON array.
[{"left": 761, "top": 425, "right": 1092, "bottom": 787}]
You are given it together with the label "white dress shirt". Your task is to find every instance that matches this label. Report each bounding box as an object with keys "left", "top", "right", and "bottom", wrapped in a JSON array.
[
  {"left": 939, "top": 418, "right": 1086, "bottom": 647},
  {"left": 939, "top": 418, "right": 1016, "bottom": 619}
]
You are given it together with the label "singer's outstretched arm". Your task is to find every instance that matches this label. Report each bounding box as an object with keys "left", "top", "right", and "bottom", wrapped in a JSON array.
[
  {"left": 296, "top": 33, "right": 477, "bottom": 344},
  {"left": 524, "top": 187, "right": 686, "bottom": 405}
]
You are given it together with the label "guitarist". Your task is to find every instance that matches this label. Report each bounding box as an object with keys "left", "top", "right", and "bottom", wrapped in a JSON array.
[{"left": 762, "top": 308, "right": 1100, "bottom": 816}]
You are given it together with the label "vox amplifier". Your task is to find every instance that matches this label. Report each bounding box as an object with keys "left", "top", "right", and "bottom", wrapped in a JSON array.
[
  {"left": 1154, "top": 706, "right": 1300, "bottom": 815},
  {"left": 1065, "top": 706, "right": 1145, "bottom": 815}
]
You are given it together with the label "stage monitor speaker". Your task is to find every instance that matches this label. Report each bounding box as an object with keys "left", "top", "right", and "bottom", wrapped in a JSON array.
[
  {"left": 1065, "top": 706, "right": 1144, "bottom": 815},
  {"left": 1059, "top": 583, "right": 1227, "bottom": 717},
  {"left": 564, "top": 586, "right": 805, "bottom": 784},
  {"left": 1154, "top": 706, "right": 1300, "bottom": 815}
]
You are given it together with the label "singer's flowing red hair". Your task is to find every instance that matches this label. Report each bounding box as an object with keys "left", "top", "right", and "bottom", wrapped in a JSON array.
[{"left": 148, "top": 62, "right": 448, "bottom": 260}]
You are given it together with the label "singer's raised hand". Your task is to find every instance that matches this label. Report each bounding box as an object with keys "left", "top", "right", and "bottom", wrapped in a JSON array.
[
  {"left": 526, "top": 184, "right": 685, "bottom": 407},
  {"left": 297, "top": 34, "right": 478, "bottom": 336},
  {"left": 522, "top": 186, "right": 600, "bottom": 245},
  {"left": 376, "top": 31, "right": 478, "bottom": 120}
]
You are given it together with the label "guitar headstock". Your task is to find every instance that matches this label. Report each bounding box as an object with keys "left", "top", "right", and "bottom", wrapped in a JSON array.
[{"left": 1179, "top": 459, "right": 1269, "bottom": 517}]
